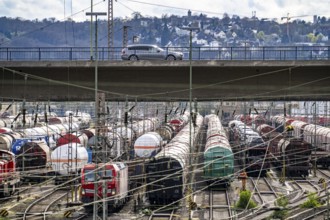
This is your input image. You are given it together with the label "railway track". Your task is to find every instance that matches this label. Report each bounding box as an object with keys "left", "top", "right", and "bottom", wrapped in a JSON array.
[
  {"left": 294, "top": 179, "right": 321, "bottom": 196},
  {"left": 207, "top": 189, "right": 232, "bottom": 220},
  {"left": 148, "top": 210, "right": 176, "bottom": 220},
  {"left": 17, "top": 187, "right": 69, "bottom": 220},
  {"left": 0, "top": 183, "right": 30, "bottom": 204}
]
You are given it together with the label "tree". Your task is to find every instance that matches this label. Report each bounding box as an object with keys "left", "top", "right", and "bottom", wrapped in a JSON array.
[{"left": 256, "top": 31, "right": 265, "bottom": 41}]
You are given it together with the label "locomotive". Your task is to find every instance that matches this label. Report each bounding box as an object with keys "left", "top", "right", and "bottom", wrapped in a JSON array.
[
  {"left": 80, "top": 162, "right": 129, "bottom": 209},
  {"left": 0, "top": 150, "right": 20, "bottom": 197}
]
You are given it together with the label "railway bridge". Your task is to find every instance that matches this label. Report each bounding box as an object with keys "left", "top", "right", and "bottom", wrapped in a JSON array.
[
  {"left": 0, "top": 46, "right": 329, "bottom": 101},
  {"left": 0, "top": 60, "right": 329, "bottom": 102}
]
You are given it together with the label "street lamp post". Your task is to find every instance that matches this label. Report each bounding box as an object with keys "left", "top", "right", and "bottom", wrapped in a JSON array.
[
  {"left": 86, "top": 11, "right": 107, "bottom": 220},
  {"left": 181, "top": 26, "right": 199, "bottom": 220}
]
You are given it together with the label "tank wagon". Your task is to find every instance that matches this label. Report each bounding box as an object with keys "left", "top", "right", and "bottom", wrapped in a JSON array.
[
  {"left": 256, "top": 124, "right": 284, "bottom": 154},
  {"left": 233, "top": 114, "right": 252, "bottom": 126},
  {"left": 229, "top": 120, "right": 270, "bottom": 177},
  {"left": 134, "top": 132, "right": 164, "bottom": 158},
  {"left": 0, "top": 122, "right": 83, "bottom": 151},
  {"left": 257, "top": 123, "right": 311, "bottom": 176},
  {"left": 146, "top": 114, "right": 203, "bottom": 205},
  {"left": 155, "top": 124, "right": 175, "bottom": 142},
  {"left": 203, "top": 114, "right": 234, "bottom": 187},
  {"left": 277, "top": 139, "right": 311, "bottom": 177},
  {"left": 287, "top": 120, "right": 330, "bottom": 168},
  {"left": 169, "top": 111, "right": 190, "bottom": 133},
  {"left": 270, "top": 115, "right": 295, "bottom": 133},
  {"left": 51, "top": 143, "right": 89, "bottom": 184},
  {"left": 0, "top": 112, "right": 91, "bottom": 130},
  {"left": 16, "top": 140, "right": 53, "bottom": 182},
  {"left": 250, "top": 114, "right": 266, "bottom": 129},
  {"left": 57, "top": 132, "right": 89, "bottom": 147}
]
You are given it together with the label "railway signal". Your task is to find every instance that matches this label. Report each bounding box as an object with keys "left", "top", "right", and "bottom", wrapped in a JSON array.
[
  {"left": 238, "top": 172, "right": 247, "bottom": 191},
  {"left": 64, "top": 210, "right": 73, "bottom": 218},
  {"left": 318, "top": 178, "right": 325, "bottom": 186},
  {"left": 0, "top": 209, "right": 8, "bottom": 217},
  {"left": 318, "top": 178, "right": 330, "bottom": 220}
]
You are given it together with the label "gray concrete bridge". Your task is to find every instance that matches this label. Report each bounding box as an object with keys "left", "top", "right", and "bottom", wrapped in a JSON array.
[{"left": 0, "top": 60, "right": 329, "bottom": 101}]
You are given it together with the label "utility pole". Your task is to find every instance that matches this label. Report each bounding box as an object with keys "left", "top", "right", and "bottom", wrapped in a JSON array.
[
  {"left": 181, "top": 26, "right": 199, "bottom": 220},
  {"left": 243, "top": 101, "right": 246, "bottom": 172},
  {"left": 123, "top": 25, "right": 131, "bottom": 48},
  {"left": 90, "top": 0, "right": 93, "bottom": 60},
  {"left": 281, "top": 13, "right": 291, "bottom": 43},
  {"left": 86, "top": 11, "right": 107, "bottom": 220},
  {"left": 313, "top": 102, "right": 317, "bottom": 177},
  {"left": 108, "top": 0, "right": 115, "bottom": 59}
]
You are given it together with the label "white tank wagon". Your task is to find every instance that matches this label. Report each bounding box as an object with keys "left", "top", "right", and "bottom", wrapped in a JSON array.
[
  {"left": 87, "top": 132, "right": 124, "bottom": 159},
  {"left": 128, "top": 118, "right": 160, "bottom": 138},
  {"left": 107, "top": 131, "right": 127, "bottom": 159},
  {"left": 304, "top": 124, "right": 323, "bottom": 146},
  {"left": 1, "top": 121, "right": 87, "bottom": 151},
  {"left": 0, "top": 119, "right": 10, "bottom": 128},
  {"left": 113, "top": 127, "right": 135, "bottom": 146},
  {"left": 146, "top": 114, "right": 203, "bottom": 205},
  {"left": 134, "top": 132, "right": 164, "bottom": 158},
  {"left": 290, "top": 120, "right": 309, "bottom": 139},
  {"left": 0, "top": 132, "right": 24, "bottom": 151},
  {"left": 50, "top": 143, "right": 89, "bottom": 176},
  {"left": 316, "top": 127, "right": 330, "bottom": 151},
  {"left": 303, "top": 124, "right": 330, "bottom": 151}
]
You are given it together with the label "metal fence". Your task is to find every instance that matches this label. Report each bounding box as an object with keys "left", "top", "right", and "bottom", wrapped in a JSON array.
[{"left": 0, "top": 46, "right": 329, "bottom": 61}]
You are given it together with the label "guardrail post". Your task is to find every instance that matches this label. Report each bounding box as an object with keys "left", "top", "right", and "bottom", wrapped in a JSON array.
[
  {"left": 295, "top": 46, "right": 298, "bottom": 60},
  {"left": 70, "top": 47, "right": 73, "bottom": 60},
  {"left": 198, "top": 47, "right": 201, "bottom": 60},
  {"left": 39, "top": 48, "right": 41, "bottom": 60},
  {"left": 230, "top": 47, "right": 233, "bottom": 60},
  {"left": 262, "top": 47, "right": 265, "bottom": 60},
  {"left": 6, "top": 48, "right": 9, "bottom": 61}
]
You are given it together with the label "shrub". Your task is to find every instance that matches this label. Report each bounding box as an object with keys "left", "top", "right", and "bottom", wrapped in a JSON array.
[
  {"left": 300, "top": 192, "right": 321, "bottom": 208},
  {"left": 235, "top": 190, "right": 257, "bottom": 209}
]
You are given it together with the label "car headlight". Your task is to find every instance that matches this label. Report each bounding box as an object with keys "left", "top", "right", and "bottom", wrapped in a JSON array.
[
  {"left": 81, "top": 189, "right": 85, "bottom": 195},
  {"left": 112, "top": 189, "right": 116, "bottom": 195}
]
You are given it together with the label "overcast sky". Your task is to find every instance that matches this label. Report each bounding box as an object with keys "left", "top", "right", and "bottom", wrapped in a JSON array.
[{"left": 1, "top": 0, "right": 329, "bottom": 22}]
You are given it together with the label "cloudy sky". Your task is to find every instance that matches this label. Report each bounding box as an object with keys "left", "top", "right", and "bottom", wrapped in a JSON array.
[{"left": 1, "top": 0, "right": 329, "bottom": 22}]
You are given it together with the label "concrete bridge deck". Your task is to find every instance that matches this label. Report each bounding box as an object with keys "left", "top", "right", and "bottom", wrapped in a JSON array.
[{"left": 0, "top": 60, "right": 329, "bottom": 101}]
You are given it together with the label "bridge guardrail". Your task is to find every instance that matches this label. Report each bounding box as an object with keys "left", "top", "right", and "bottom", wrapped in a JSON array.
[{"left": 0, "top": 46, "right": 329, "bottom": 61}]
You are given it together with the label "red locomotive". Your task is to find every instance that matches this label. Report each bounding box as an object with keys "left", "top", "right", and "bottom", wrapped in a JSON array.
[
  {"left": 81, "top": 162, "right": 128, "bottom": 209},
  {"left": 0, "top": 150, "right": 20, "bottom": 197}
]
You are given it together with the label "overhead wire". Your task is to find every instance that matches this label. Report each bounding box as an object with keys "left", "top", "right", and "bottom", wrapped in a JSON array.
[
  {"left": 3, "top": 115, "right": 324, "bottom": 218},
  {"left": 0, "top": 0, "right": 106, "bottom": 47}
]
